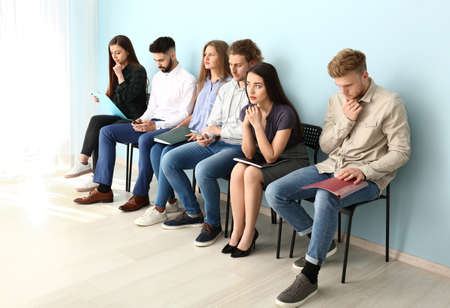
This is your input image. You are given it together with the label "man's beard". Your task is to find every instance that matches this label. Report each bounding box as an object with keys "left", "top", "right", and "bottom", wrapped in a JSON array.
[{"left": 161, "top": 58, "right": 173, "bottom": 72}]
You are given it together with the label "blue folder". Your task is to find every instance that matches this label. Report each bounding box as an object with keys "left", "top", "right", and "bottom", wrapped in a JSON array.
[{"left": 93, "top": 91, "right": 128, "bottom": 120}]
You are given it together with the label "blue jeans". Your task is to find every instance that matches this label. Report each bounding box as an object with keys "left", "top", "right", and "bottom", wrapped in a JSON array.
[
  {"left": 150, "top": 142, "right": 185, "bottom": 207},
  {"left": 161, "top": 140, "right": 243, "bottom": 226},
  {"left": 265, "top": 165, "right": 379, "bottom": 265},
  {"left": 93, "top": 123, "right": 170, "bottom": 196}
]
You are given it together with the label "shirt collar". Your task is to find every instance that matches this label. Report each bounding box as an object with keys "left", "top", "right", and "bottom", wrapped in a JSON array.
[
  {"left": 359, "top": 79, "right": 376, "bottom": 103},
  {"left": 231, "top": 78, "right": 245, "bottom": 90},
  {"left": 163, "top": 63, "right": 181, "bottom": 76},
  {"left": 122, "top": 64, "right": 130, "bottom": 74}
]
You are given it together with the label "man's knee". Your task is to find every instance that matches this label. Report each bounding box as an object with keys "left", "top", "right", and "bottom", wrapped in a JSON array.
[
  {"left": 195, "top": 157, "right": 219, "bottom": 182},
  {"left": 150, "top": 144, "right": 162, "bottom": 159},
  {"left": 138, "top": 133, "right": 154, "bottom": 148},
  {"left": 265, "top": 181, "right": 282, "bottom": 209},
  {"left": 194, "top": 160, "right": 207, "bottom": 181},
  {"left": 99, "top": 125, "right": 113, "bottom": 140},
  {"left": 314, "top": 189, "right": 339, "bottom": 212},
  {"left": 161, "top": 149, "right": 179, "bottom": 175}
]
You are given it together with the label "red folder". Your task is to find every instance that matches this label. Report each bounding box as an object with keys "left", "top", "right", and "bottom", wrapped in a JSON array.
[{"left": 302, "top": 177, "right": 368, "bottom": 199}]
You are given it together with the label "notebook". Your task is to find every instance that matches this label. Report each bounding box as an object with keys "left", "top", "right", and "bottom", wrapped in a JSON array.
[
  {"left": 233, "top": 157, "right": 286, "bottom": 169},
  {"left": 301, "top": 177, "right": 368, "bottom": 199},
  {"left": 153, "top": 126, "right": 193, "bottom": 145}
]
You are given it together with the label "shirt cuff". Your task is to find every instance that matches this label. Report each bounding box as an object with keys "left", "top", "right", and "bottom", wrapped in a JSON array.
[
  {"left": 358, "top": 165, "right": 372, "bottom": 181},
  {"left": 336, "top": 109, "right": 356, "bottom": 131},
  {"left": 115, "top": 81, "right": 127, "bottom": 91}
]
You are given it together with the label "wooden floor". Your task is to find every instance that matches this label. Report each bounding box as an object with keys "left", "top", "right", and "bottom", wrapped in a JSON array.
[{"left": 1, "top": 168, "right": 449, "bottom": 308}]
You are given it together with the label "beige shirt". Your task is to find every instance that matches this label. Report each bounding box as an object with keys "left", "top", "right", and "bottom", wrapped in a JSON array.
[{"left": 315, "top": 80, "right": 411, "bottom": 191}]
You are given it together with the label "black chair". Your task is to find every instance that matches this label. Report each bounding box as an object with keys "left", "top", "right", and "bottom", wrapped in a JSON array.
[
  {"left": 288, "top": 184, "right": 390, "bottom": 283},
  {"left": 275, "top": 124, "right": 322, "bottom": 258}
]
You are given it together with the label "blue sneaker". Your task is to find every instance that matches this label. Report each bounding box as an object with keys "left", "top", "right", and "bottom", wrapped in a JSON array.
[
  {"left": 194, "top": 223, "right": 223, "bottom": 247},
  {"left": 162, "top": 211, "right": 204, "bottom": 230}
]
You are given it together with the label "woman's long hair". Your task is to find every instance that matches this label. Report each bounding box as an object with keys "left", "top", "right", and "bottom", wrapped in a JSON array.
[
  {"left": 196, "top": 40, "right": 231, "bottom": 94},
  {"left": 106, "top": 35, "right": 141, "bottom": 99},
  {"left": 246, "top": 62, "right": 303, "bottom": 136}
]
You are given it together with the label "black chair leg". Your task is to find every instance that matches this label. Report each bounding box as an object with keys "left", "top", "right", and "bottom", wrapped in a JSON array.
[
  {"left": 127, "top": 146, "right": 134, "bottom": 192},
  {"left": 224, "top": 181, "right": 231, "bottom": 238},
  {"left": 192, "top": 170, "right": 196, "bottom": 191},
  {"left": 276, "top": 216, "right": 283, "bottom": 259},
  {"left": 386, "top": 185, "right": 390, "bottom": 262},
  {"left": 289, "top": 230, "right": 297, "bottom": 258},
  {"left": 271, "top": 208, "right": 277, "bottom": 224},
  {"left": 341, "top": 212, "right": 354, "bottom": 283},
  {"left": 338, "top": 212, "right": 342, "bottom": 243},
  {"left": 125, "top": 144, "right": 130, "bottom": 192}
]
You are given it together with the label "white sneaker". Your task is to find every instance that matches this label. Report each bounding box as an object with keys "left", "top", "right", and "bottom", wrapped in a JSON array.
[
  {"left": 75, "top": 176, "right": 99, "bottom": 192},
  {"left": 64, "top": 161, "right": 92, "bottom": 178},
  {"left": 166, "top": 199, "right": 180, "bottom": 213},
  {"left": 135, "top": 206, "right": 168, "bottom": 226}
]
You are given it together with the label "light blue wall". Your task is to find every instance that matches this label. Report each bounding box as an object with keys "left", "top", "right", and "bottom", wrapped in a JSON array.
[{"left": 96, "top": 0, "right": 450, "bottom": 267}]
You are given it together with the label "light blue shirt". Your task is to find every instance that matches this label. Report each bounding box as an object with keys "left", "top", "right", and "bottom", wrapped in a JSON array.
[{"left": 189, "top": 76, "right": 230, "bottom": 131}]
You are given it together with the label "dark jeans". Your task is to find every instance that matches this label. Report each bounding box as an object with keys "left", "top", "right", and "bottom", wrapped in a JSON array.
[
  {"left": 81, "top": 115, "right": 127, "bottom": 169},
  {"left": 93, "top": 123, "right": 171, "bottom": 196}
]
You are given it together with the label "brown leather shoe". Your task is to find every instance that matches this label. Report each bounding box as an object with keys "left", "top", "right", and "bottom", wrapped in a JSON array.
[
  {"left": 119, "top": 195, "right": 149, "bottom": 212},
  {"left": 73, "top": 188, "right": 113, "bottom": 204}
]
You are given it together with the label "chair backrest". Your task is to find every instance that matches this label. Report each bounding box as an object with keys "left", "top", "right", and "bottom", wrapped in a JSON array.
[{"left": 302, "top": 123, "right": 322, "bottom": 164}]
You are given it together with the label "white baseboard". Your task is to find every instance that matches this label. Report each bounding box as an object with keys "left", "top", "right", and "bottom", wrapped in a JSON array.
[
  {"left": 340, "top": 233, "right": 450, "bottom": 278},
  {"left": 119, "top": 158, "right": 450, "bottom": 279}
]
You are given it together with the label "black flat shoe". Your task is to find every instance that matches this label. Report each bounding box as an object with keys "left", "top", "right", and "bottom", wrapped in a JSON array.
[
  {"left": 221, "top": 243, "right": 237, "bottom": 254},
  {"left": 231, "top": 229, "right": 259, "bottom": 258}
]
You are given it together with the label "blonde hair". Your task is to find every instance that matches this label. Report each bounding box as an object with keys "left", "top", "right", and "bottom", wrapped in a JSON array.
[{"left": 328, "top": 48, "right": 367, "bottom": 78}]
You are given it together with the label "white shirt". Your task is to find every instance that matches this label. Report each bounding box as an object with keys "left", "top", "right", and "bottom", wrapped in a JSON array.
[{"left": 140, "top": 64, "right": 196, "bottom": 129}]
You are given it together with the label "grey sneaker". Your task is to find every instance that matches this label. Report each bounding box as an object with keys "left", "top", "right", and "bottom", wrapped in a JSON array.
[
  {"left": 292, "top": 240, "right": 337, "bottom": 270},
  {"left": 275, "top": 273, "right": 318, "bottom": 307}
]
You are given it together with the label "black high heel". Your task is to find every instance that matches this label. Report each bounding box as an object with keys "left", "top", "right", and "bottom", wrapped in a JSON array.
[
  {"left": 221, "top": 243, "right": 237, "bottom": 254},
  {"left": 222, "top": 235, "right": 242, "bottom": 254},
  {"left": 231, "top": 229, "right": 259, "bottom": 258}
]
